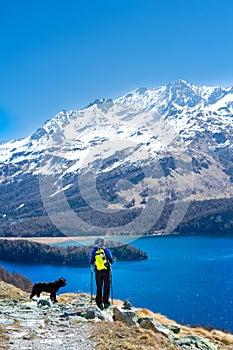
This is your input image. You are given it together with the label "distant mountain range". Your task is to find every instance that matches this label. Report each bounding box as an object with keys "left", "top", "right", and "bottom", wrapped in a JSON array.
[{"left": 0, "top": 80, "right": 233, "bottom": 237}]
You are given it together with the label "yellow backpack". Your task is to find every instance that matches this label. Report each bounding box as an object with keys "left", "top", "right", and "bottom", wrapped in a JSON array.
[{"left": 95, "top": 248, "right": 107, "bottom": 270}]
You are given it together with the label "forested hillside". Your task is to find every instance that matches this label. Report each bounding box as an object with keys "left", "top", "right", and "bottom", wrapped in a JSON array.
[
  {"left": 176, "top": 197, "right": 233, "bottom": 235},
  {"left": 0, "top": 265, "right": 32, "bottom": 292},
  {"left": 0, "top": 239, "right": 148, "bottom": 265},
  {"left": 0, "top": 172, "right": 232, "bottom": 237}
]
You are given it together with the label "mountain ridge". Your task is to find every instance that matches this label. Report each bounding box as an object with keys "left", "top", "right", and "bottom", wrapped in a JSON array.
[{"left": 0, "top": 80, "right": 233, "bottom": 237}]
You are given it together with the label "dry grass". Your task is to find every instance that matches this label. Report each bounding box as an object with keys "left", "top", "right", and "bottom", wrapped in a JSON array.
[
  {"left": 0, "top": 326, "right": 9, "bottom": 350},
  {"left": 0, "top": 281, "right": 28, "bottom": 299},
  {"left": 90, "top": 321, "right": 178, "bottom": 350}
]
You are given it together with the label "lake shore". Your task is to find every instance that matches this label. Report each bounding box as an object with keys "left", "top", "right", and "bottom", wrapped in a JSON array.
[
  {"left": 0, "top": 234, "right": 145, "bottom": 245},
  {"left": 0, "top": 236, "right": 99, "bottom": 244}
]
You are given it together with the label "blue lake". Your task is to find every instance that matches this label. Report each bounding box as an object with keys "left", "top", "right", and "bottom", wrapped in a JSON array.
[{"left": 1, "top": 235, "right": 233, "bottom": 331}]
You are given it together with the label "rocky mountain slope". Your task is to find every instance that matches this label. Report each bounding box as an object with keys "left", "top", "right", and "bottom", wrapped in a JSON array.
[
  {"left": 0, "top": 281, "right": 232, "bottom": 349},
  {"left": 0, "top": 80, "right": 233, "bottom": 237}
]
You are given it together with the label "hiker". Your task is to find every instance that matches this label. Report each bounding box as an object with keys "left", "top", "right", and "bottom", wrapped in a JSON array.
[{"left": 90, "top": 238, "right": 113, "bottom": 310}]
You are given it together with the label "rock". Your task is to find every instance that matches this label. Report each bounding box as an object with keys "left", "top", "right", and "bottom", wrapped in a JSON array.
[
  {"left": 163, "top": 324, "right": 180, "bottom": 334},
  {"left": 8, "top": 311, "right": 41, "bottom": 320},
  {"left": 56, "top": 320, "right": 70, "bottom": 327},
  {"left": 18, "top": 319, "right": 45, "bottom": 328},
  {"left": 59, "top": 311, "right": 70, "bottom": 318},
  {"left": 58, "top": 306, "right": 113, "bottom": 322},
  {"left": 20, "top": 300, "right": 38, "bottom": 309},
  {"left": 40, "top": 338, "right": 64, "bottom": 346},
  {"left": 100, "top": 308, "right": 114, "bottom": 323},
  {"left": 138, "top": 317, "right": 174, "bottom": 340},
  {"left": 189, "top": 335, "right": 219, "bottom": 350},
  {"left": 175, "top": 335, "right": 219, "bottom": 350},
  {"left": 83, "top": 307, "right": 105, "bottom": 320},
  {"left": 0, "top": 316, "right": 15, "bottom": 324},
  {"left": 10, "top": 331, "right": 29, "bottom": 339},
  {"left": 113, "top": 305, "right": 138, "bottom": 326},
  {"left": 37, "top": 298, "right": 52, "bottom": 307},
  {"left": 122, "top": 300, "right": 132, "bottom": 309}
]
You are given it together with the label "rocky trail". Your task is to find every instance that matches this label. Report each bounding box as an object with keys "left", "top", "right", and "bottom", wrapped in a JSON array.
[{"left": 0, "top": 282, "right": 233, "bottom": 350}]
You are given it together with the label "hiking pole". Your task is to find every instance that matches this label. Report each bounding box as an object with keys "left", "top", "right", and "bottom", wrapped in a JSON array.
[
  {"left": 110, "top": 268, "right": 114, "bottom": 305},
  {"left": 90, "top": 267, "right": 93, "bottom": 305}
]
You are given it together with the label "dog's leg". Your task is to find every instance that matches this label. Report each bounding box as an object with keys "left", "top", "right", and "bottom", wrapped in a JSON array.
[
  {"left": 50, "top": 292, "right": 57, "bottom": 302},
  {"left": 30, "top": 292, "right": 35, "bottom": 299},
  {"left": 53, "top": 293, "right": 58, "bottom": 302},
  {"left": 30, "top": 287, "right": 36, "bottom": 299}
]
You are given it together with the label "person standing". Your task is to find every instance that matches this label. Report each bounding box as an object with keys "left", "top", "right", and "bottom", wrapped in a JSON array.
[{"left": 90, "top": 238, "right": 113, "bottom": 310}]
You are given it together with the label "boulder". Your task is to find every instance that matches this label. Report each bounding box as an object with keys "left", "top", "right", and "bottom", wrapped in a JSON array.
[
  {"left": 175, "top": 335, "right": 219, "bottom": 350},
  {"left": 113, "top": 305, "right": 138, "bottom": 326},
  {"left": 138, "top": 317, "right": 174, "bottom": 340}
]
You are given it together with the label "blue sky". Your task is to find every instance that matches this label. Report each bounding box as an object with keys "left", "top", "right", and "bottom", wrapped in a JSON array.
[{"left": 1, "top": 0, "right": 233, "bottom": 141}]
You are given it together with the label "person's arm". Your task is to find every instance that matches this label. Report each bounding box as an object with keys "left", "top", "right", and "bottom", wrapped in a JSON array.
[
  {"left": 90, "top": 248, "right": 97, "bottom": 265},
  {"left": 105, "top": 249, "right": 114, "bottom": 264}
]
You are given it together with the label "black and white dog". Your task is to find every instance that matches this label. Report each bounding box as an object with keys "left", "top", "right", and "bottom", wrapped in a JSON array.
[{"left": 30, "top": 277, "right": 66, "bottom": 302}]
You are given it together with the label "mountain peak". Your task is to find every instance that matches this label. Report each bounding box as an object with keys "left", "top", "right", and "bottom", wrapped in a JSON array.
[
  {"left": 173, "top": 79, "right": 191, "bottom": 86},
  {"left": 135, "top": 87, "right": 148, "bottom": 94},
  {"left": 84, "top": 98, "right": 114, "bottom": 109}
]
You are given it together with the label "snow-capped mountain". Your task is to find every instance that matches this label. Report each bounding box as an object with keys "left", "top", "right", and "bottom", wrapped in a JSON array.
[{"left": 1, "top": 80, "right": 233, "bottom": 237}]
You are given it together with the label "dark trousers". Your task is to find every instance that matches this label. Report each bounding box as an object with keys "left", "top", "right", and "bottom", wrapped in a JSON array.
[{"left": 95, "top": 269, "right": 111, "bottom": 306}]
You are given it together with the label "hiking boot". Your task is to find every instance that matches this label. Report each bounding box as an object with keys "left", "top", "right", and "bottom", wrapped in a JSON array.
[
  {"left": 97, "top": 304, "right": 104, "bottom": 310},
  {"left": 104, "top": 303, "right": 111, "bottom": 309}
]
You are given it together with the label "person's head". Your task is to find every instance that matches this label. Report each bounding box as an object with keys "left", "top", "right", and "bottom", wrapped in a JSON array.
[{"left": 95, "top": 238, "right": 105, "bottom": 248}]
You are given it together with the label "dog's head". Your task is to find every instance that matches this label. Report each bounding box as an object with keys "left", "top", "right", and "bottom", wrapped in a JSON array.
[{"left": 57, "top": 277, "right": 67, "bottom": 287}]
